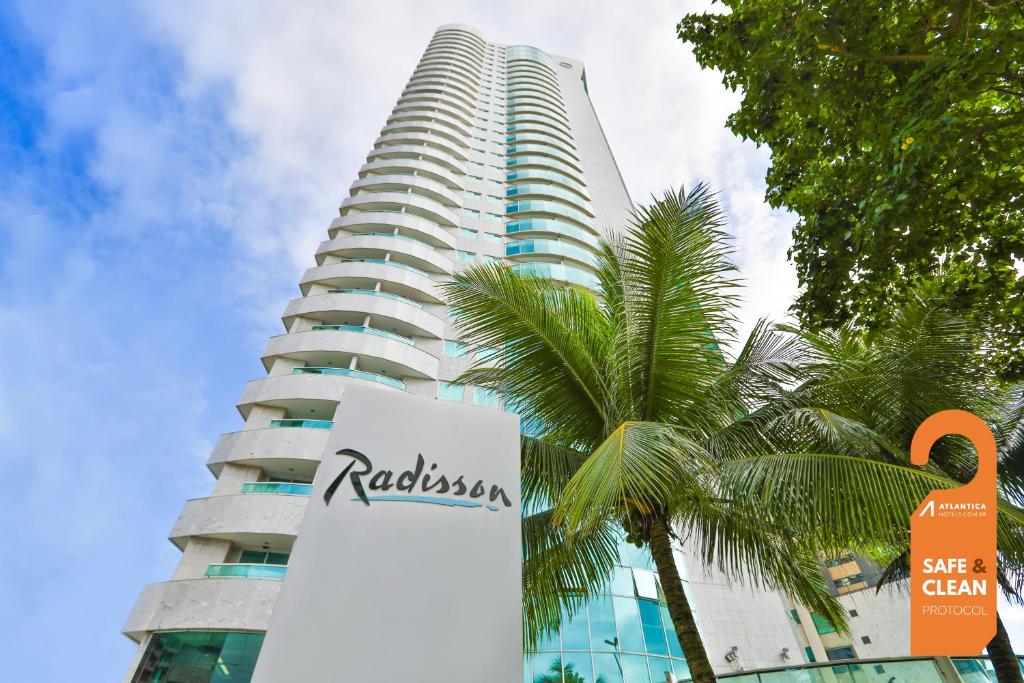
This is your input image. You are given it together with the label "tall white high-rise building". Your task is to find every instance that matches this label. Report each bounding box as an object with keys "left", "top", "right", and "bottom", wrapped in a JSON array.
[{"left": 121, "top": 24, "right": 910, "bottom": 683}]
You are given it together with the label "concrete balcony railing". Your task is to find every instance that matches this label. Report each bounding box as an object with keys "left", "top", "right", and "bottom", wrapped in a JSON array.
[
  {"left": 207, "top": 425, "right": 330, "bottom": 475},
  {"left": 329, "top": 210, "right": 457, "bottom": 249},
  {"left": 122, "top": 577, "right": 281, "bottom": 641},
  {"left": 349, "top": 173, "right": 462, "bottom": 209},
  {"left": 235, "top": 369, "right": 403, "bottom": 420},
  {"left": 316, "top": 233, "right": 454, "bottom": 275},
  {"left": 169, "top": 493, "right": 308, "bottom": 548},
  {"left": 282, "top": 290, "right": 444, "bottom": 339},
  {"left": 262, "top": 329, "right": 440, "bottom": 379},
  {"left": 298, "top": 260, "right": 443, "bottom": 302},
  {"left": 367, "top": 142, "right": 468, "bottom": 177}
]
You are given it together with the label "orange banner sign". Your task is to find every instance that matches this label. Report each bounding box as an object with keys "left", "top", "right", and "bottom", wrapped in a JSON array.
[{"left": 910, "top": 410, "right": 997, "bottom": 655}]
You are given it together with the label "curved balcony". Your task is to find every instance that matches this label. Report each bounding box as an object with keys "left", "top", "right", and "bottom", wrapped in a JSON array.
[
  {"left": 507, "top": 135, "right": 579, "bottom": 162},
  {"left": 506, "top": 239, "right": 600, "bottom": 268},
  {"left": 429, "top": 35, "right": 486, "bottom": 57},
  {"left": 367, "top": 143, "right": 467, "bottom": 177},
  {"left": 390, "top": 100, "right": 475, "bottom": 134},
  {"left": 419, "top": 50, "right": 481, "bottom": 77},
  {"left": 507, "top": 199, "right": 595, "bottom": 228},
  {"left": 507, "top": 106, "right": 571, "bottom": 130},
  {"left": 350, "top": 173, "right": 461, "bottom": 209},
  {"left": 507, "top": 118, "right": 575, "bottom": 141},
  {"left": 395, "top": 93, "right": 475, "bottom": 125},
  {"left": 506, "top": 45, "right": 558, "bottom": 72},
  {"left": 170, "top": 493, "right": 308, "bottom": 549},
  {"left": 317, "top": 233, "right": 453, "bottom": 275},
  {"left": 402, "top": 83, "right": 476, "bottom": 110},
  {"left": 375, "top": 131, "right": 468, "bottom": 163},
  {"left": 379, "top": 121, "right": 467, "bottom": 151},
  {"left": 386, "top": 112, "right": 472, "bottom": 141},
  {"left": 506, "top": 184, "right": 594, "bottom": 215},
  {"left": 507, "top": 95, "right": 567, "bottom": 116},
  {"left": 299, "top": 260, "right": 443, "bottom": 302},
  {"left": 506, "top": 155, "right": 585, "bottom": 182},
  {"left": 411, "top": 66, "right": 479, "bottom": 93},
  {"left": 507, "top": 63, "right": 559, "bottom": 80},
  {"left": 283, "top": 289, "right": 442, "bottom": 337},
  {"left": 262, "top": 329, "right": 440, "bottom": 379},
  {"left": 505, "top": 218, "right": 600, "bottom": 247},
  {"left": 340, "top": 191, "right": 459, "bottom": 227},
  {"left": 506, "top": 115, "right": 571, "bottom": 139},
  {"left": 427, "top": 38, "right": 485, "bottom": 60},
  {"left": 507, "top": 80, "right": 562, "bottom": 99},
  {"left": 358, "top": 158, "right": 464, "bottom": 196},
  {"left": 237, "top": 366, "right": 404, "bottom": 420},
  {"left": 122, "top": 577, "right": 280, "bottom": 641},
  {"left": 507, "top": 143, "right": 581, "bottom": 169},
  {"left": 407, "top": 71, "right": 479, "bottom": 95},
  {"left": 415, "top": 57, "right": 479, "bottom": 84},
  {"left": 512, "top": 262, "right": 600, "bottom": 290},
  {"left": 329, "top": 211, "right": 455, "bottom": 249},
  {"left": 506, "top": 168, "right": 588, "bottom": 199},
  {"left": 207, "top": 425, "right": 331, "bottom": 475}
]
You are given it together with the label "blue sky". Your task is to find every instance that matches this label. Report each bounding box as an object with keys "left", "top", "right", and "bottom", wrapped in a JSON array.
[{"left": 1, "top": 1, "right": 1018, "bottom": 680}]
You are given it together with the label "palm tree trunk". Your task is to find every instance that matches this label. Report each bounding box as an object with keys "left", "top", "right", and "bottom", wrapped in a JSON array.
[
  {"left": 649, "top": 516, "right": 717, "bottom": 683},
  {"left": 987, "top": 612, "right": 1022, "bottom": 683}
]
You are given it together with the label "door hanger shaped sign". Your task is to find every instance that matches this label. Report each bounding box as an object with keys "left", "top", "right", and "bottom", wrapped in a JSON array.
[{"left": 910, "top": 410, "right": 997, "bottom": 655}]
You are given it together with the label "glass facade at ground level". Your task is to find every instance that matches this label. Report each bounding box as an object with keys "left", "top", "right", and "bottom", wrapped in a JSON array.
[
  {"left": 132, "top": 631, "right": 264, "bottom": 682},
  {"left": 526, "top": 541, "right": 691, "bottom": 683}
]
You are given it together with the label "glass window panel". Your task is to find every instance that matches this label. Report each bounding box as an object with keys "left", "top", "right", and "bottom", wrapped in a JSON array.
[
  {"left": 672, "top": 659, "right": 691, "bottom": 682},
  {"left": 647, "top": 657, "right": 674, "bottom": 683},
  {"left": 612, "top": 597, "right": 646, "bottom": 654},
  {"left": 638, "top": 600, "right": 669, "bottom": 656},
  {"left": 633, "top": 569, "right": 659, "bottom": 600},
  {"left": 593, "top": 653, "right": 625, "bottom": 683},
  {"left": 437, "top": 381, "right": 465, "bottom": 402},
  {"left": 444, "top": 340, "right": 468, "bottom": 357},
  {"left": 620, "top": 654, "right": 652, "bottom": 683},
  {"left": 474, "top": 387, "right": 499, "bottom": 408},
  {"left": 532, "top": 650, "right": 563, "bottom": 680},
  {"left": 238, "top": 550, "right": 265, "bottom": 564},
  {"left": 610, "top": 566, "right": 636, "bottom": 596},
  {"left": 562, "top": 652, "right": 594, "bottom": 683},
  {"left": 266, "top": 552, "right": 290, "bottom": 565},
  {"left": 460, "top": 227, "right": 478, "bottom": 238},
  {"left": 588, "top": 595, "right": 618, "bottom": 652},
  {"left": 660, "top": 605, "right": 684, "bottom": 659},
  {"left": 457, "top": 250, "right": 476, "bottom": 263},
  {"left": 561, "top": 605, "right": 591, "bottom": 650}
]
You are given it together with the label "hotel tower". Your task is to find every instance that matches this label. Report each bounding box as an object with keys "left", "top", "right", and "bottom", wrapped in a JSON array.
[{"left": 121, "top": 24, "right": 914, "bottom": 683}]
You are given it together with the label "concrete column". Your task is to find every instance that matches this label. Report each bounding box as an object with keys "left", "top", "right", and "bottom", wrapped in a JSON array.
[
  {"left": 212, "top": 463, "right": 264, "bottom": 496},
  {"left": 171, "top": 537, "right": 232, "bottom": 580},
  {"left": 243, "top": 404, "right": 286, "bottom": 430}
]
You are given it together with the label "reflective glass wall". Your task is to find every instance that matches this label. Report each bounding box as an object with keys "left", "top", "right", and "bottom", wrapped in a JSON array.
[
  {"left": 131, "top": 631, "right": 264, "bottom": 682},
  {"left": 525, "top": 541, "right": 692, "bottom": 683}
]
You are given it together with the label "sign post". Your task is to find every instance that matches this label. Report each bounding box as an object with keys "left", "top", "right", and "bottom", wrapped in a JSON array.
[{"left": 253, "top": 384, "right": 522, "bottom": 681}]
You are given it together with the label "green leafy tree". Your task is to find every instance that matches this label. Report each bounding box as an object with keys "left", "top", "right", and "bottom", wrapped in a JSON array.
[
  {"left": 718, "top": 287, "right": 1024, "bottom": 681},
  {"left": 442, "top": 186, "right": 846, "bottom": 683},
  {"left": 678, "top": 0, "right": 1024, "bottom": 378}
]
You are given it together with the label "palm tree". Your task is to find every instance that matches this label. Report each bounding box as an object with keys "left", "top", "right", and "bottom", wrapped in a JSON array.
[
  {"left": 717, "top": 286, "right": 1024, "bottom": 682},
  {"left": 442, "top": 185, "right": 847, "bottom": 683}
]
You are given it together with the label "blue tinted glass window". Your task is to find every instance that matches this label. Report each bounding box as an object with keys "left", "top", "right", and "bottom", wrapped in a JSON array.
[
  {"left": 620, "top": 654, "right": 652, "bottom": 683},
  {"left": 610, "top": 566, "right": 636, "bottom": 596},
  {"left": 638, "top": 600, "right": 669, "bottom": 656},
  {"left": 661, "top": 605, "right": 684, "bottom": 658},
  {"left": 588, "top": 595, "right": 617, "bottom": 652},
  {"left": 562, "top": 651, "right": 595, "bottom": 683},
  {"left": 593, "top": 653, "right": 625, "bottom": 683},
  {"left": 444, "top": 340, "right": 468, "bottom": 357},
  {"left": 457, "top": 250, "right": 475, "bottom": 263},
  {"left": 473, "top": 387, "right": 499, "bottom": 408},
  {"left": 612, "top": 597, "right": 646, "bottom": 654},
  {"left": 437, "top": 382, "right": 464, "bottom": 402},
  {"left": 560, "top": 605, "right": 590, "bottom": 650}
]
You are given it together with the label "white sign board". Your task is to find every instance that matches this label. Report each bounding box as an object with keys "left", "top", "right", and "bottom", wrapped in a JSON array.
[{"left": 252, "top": 383, "right": 522, "bottom": 681}]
